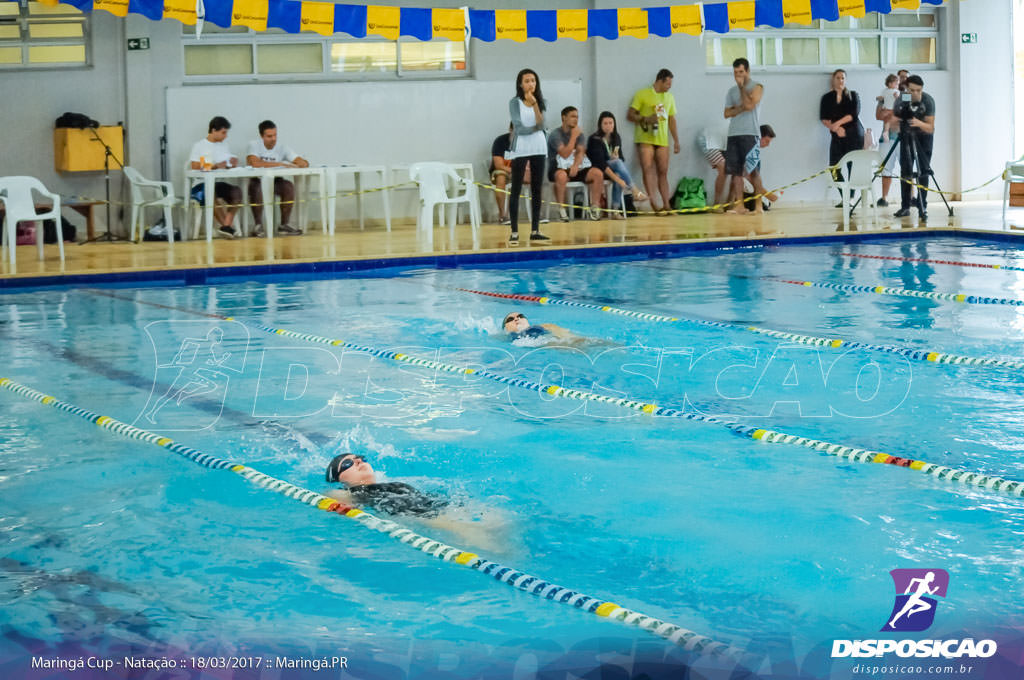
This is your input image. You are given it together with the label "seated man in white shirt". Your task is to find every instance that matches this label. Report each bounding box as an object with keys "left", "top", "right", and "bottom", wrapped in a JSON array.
[
  {"left": 245, "top": 120, "right": 309, "bottom": 236},
  {"left": 188, "top": 115, "right": 243, "bottom": 238}
]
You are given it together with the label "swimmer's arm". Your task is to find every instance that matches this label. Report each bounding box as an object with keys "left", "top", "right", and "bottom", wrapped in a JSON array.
[
  {"left": 418, "top": 507, "right": 512, "bottom": 554},
  {"left": 540, "top": 323, "right": 572, "bottom": 339},
  {"left": 324, "top": 488, "right": 356, "bottom": 505}
]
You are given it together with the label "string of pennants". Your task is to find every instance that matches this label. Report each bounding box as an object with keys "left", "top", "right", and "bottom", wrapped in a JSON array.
[{"left": 35, "top": 0, "right": 945, "bottom": 41}]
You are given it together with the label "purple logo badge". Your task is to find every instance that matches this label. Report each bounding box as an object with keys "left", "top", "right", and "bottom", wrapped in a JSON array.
[{"left": 881, "top": 569, "right": 949, "bottom": 632}]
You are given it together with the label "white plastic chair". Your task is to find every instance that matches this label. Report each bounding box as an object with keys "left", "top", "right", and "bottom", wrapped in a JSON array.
[
  {"left": 603, "top": 180, "right": 628, "bottom": 219},
  {"left": 546, "top": 181, "right": 590, "bottom": 222},
  {"left": 1002, "top": 160, "right": 1024, "bottom": 230},
  {"left": 826, "top": 150, "right": 881, "bottom": 230},
  {"left": 124, "top": 166, "right": 176, "bottom": 244},
  {"left": 409, "top": 162, "right": 481, "bottom": 249},
  {"left": 0, "top": 176, "right": 63, "bottom": 267}
]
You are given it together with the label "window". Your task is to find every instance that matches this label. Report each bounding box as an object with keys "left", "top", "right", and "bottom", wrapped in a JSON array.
[
  {"left": 183, "top": 25, "right": 467, "bottom": 81},
  {"left": 705, "top": 9, "right": 941, "bottom": 70},
  {"left": 0, "top": 0, "right": 89, "bottom": 69}
]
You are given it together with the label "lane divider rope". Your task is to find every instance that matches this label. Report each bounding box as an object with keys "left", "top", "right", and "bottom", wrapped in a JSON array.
[
  {"left": 0, "top": 375, "right": 737, "bottom": 658},
  {"left": 87, "top": 290, "right": 1024, "bottom": 499},
  {"left": 837, "top": 251, "right": 1024, "bottom": 273},
  {"left": 454, "top": 287, "right": 1024, "bottom": 371},
  {"left": 639, "top": 261, "right": 1024, "bottom": 309}
]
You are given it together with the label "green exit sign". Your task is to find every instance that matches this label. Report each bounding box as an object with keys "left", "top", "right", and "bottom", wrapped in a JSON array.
[
  {"left": 961, "top": 33, "right": 978, "bottom": 44},
  {"left": 126, "top": 38, "right": 150, "bottom": 50}
]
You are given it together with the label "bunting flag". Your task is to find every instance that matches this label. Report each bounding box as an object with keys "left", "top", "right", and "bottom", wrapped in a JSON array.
[
  {"left": 781, "top": 0, "right": 814, "bottom": 25},
  {"left": 300, "top": 1, "right": 334, "bottom": 36},
  {"left": 557, "top": 9, "right": 587, "bottom": 42},
  {"left": 21, "top": 0, "right": 947, "bottom": 41},
  {"left": 366, "top": 4, "right": 399, "bottom": 39},
  {"left": 231, "top": 0, "right": 267, "bottom": 31},
  {"left": 728, "top": 1, "right": 757, "bottom": 31},
  {"left": 669, "top": 4, "right": 704, "bottom": 37},
  {"left": 617, "top": 7, "right": 648, "bottom": 40},
  {"left": 494, "top": 9, "right": 527, "bottom": 43}
]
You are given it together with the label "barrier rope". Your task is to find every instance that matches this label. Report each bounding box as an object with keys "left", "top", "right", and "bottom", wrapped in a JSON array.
[
  {"left": 86, "top": 290, "right": 1024, "bottom": 499},
  {"left": 453, "top": 287, "right": 1024, "bottom": 371},
  {"left": 0, "top": 375, "right": 738, "bottom": 658},
  {"left": 837, "top": 251, "right": 1024, "bottom": 273}
]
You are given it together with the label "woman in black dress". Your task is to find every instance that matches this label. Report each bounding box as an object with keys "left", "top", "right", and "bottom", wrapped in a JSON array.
[{"left": 819, "top": 69, "right": 865, "bottom": 202}]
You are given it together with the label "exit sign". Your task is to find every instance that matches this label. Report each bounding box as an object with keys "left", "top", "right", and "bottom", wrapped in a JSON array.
[
  {"left": 961, "top": 33, "right": 978, "bottom": 44},
  {"left": 127, "top": 38, "right": 150, "bottom": 50}
]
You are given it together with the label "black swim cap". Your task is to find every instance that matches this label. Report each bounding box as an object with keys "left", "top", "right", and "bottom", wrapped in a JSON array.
[{"left": 326, "top": 453, "right": 354, "bottom": 483}]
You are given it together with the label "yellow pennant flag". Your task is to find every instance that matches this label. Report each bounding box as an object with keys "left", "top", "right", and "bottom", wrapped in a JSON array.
[
  {"left": 36, "top": 0, "right": 59, "bottom": 5},
  {"left": 617, "top": 7, "right": 648, "bottom": 40},
  {"left": 366, "top": 5, "right": 400, "bottom": 40},
  {"left": 232, "top": 0, "right": 268, "bottom": 32},
  {"left": 93, "top": 0, "right": 130, "bottom": 18},
  {"left": 669, "top": 4, "right": 702, "bottom": 36},
  {"left": 728, "top": 1, "right": 756, "bottom": 31},
  {"left": 164, "top": 0, "right": 198, "bottom": 25},
  {"left": 432, "top": 8, "right": 464, "bottom": 42},
  {"left": 780, "top": 0, "right": 813, "bottom": 25},
  {"left": 891, "top": 0, "right": 921, "bottom": 9},
  {"left": 301, "top": 1, "right": 335, "bottom": 36},
  {"left": 494, "top": 9, "right": 527, "bottom": 43},
  {"left": 837, "top": 0, "right": 866, "bottom": 18},
  {"left": 557, "top": 9, "right": 588, "bottom": 42}
]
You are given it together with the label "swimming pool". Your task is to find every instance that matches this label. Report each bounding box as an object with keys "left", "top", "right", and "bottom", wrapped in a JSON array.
[{"left": 2, "top": 235, "right": 1023, "bottom": 679}]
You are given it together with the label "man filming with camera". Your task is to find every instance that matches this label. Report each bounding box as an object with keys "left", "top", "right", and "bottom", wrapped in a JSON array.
[{"left": 893, "top": 75, "right": 935, "bottom": 221}]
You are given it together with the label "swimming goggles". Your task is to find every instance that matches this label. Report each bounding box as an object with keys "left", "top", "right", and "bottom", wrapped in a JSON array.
[
  {"left": 503, "top": 313, "right": 525, "bottom": 326},
  {"left": 326, "top": 454, "right": 365, "bottom": 482}
]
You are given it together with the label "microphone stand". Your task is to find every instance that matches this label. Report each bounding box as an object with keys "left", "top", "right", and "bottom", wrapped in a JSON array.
[{"left": 83, "top": 125, "right": 128, "bottom": 244}]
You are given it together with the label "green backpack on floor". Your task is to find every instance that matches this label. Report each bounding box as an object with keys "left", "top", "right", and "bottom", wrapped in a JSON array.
[{"left": 672, "top": 177, "right": 708, "bottom": 211}]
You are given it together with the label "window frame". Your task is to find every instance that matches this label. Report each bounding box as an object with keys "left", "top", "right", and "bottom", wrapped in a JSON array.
[
  {"left": 181, "top": 26, "right": 471, "bottom": 83},
  {"left": 704, "top": 8, "right": 943, "bottom": 73},
  {"left": 0, "top": 0, "right": 91, "bottom": 71}
]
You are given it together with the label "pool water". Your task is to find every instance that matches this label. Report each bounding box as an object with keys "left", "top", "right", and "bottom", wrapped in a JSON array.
[{"left": 1, "top": 236, "right": 1023, "bottom": 677}]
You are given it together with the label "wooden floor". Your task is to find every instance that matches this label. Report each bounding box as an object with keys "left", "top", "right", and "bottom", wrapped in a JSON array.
[{"left": 1, "top": 201, "right": 1020, "bottom": 281}]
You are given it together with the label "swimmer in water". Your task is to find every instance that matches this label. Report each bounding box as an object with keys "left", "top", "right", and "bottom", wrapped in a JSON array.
[
  {"left": 324, "top": 453, "right": 510, "bottom": 553},
  {"left": 502, "top": 311, "right": 573, "bottom": 341}
]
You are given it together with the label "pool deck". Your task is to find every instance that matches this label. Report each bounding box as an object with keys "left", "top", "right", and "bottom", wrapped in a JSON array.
[{"left": 2, "top": 201, "right": 1022, "bottom": 288}]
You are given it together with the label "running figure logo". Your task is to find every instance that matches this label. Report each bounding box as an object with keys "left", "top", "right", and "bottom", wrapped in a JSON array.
[
  {"left": 881, "top": 568, "right": 949, "bottom": 632},
  {"left": 138, "top": 321, "right": 248, "bottom": 431}
]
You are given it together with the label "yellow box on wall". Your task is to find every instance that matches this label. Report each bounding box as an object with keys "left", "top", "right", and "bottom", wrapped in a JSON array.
[{"left": 54, "top": 125, "right": 124, "bottom": 172}]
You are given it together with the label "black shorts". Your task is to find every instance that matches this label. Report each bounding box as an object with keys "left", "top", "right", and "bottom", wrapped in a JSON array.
[
  {"left": 548, "top": 166, "right": 590, "bottom": 183},
  {"left": 725, "top": 135, "right": 757, "bottom": 176}
]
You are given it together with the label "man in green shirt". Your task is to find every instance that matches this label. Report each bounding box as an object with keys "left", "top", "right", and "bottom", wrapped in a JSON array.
[{"left": 627, "top": 69, "right": 680, "bottom": 214}]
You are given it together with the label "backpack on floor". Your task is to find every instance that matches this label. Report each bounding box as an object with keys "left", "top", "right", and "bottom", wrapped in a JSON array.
[{"left": 672, "top": 177, "right": 707, "bottom": 212}]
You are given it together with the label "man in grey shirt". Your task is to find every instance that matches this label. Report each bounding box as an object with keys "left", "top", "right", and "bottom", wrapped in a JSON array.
[{"left": 723, "top": 58, "right": 764, "bottom": 214}]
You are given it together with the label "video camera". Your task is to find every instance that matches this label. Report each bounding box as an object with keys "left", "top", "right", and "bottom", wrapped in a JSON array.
[{"left": 895, "top": 92, "right": 925, "bottom": 122}]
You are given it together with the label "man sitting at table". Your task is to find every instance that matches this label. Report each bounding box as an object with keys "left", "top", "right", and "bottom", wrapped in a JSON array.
[
  {"left": 245, "top": 120, "right": 308, "bottom": 237},
  {"left": 189, "top": 115, "right": 243, "bottom": 239}
]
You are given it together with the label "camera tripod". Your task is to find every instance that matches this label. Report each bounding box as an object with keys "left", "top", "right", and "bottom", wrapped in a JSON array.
[{"left": 850, "top": 125, "right": 952, "bottom": 220}]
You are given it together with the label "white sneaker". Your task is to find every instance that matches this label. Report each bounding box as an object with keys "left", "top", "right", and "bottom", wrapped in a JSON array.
[
  {"left": 218, "top": 225, "right": 237, "bottom": 239},
  {"left": 558, "top": 207, "right": 569, "bottom": 222}
]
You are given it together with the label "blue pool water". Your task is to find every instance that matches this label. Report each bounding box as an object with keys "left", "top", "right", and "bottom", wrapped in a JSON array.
[{"left": 1, "top": 236, "right": 1023, "bottom": 677}]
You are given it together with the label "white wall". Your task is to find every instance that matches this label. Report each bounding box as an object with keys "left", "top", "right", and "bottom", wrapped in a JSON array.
[{"left": 0, "top": 0, "right": 1014, "bottom": 232}]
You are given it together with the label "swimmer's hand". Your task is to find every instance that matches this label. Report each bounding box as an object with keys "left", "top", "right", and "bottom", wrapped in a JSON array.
[{"left": 540, "top": 323, "right": 573, "bottom": 339}]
